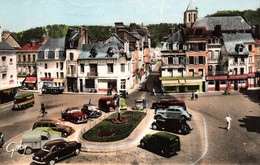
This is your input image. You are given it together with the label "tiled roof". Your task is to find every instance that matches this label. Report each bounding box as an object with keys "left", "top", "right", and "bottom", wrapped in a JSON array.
[
  {"left": 0, "top": 40, "right": 15, "bottom": 50},
  {"left": 78, "top": 42, "right": 131, "bottom": 59},
  {"left": 193, "top": 16, "right": 251, "bottom": 31},
  {"left": 18, "top": 41, "right": 42, "bottom": 51},
  {"left": 223, "top": 33, "right": 255, "bottom": 55},
  {"left": 39, "top": 38, "right": 65, "bottom": 51}
]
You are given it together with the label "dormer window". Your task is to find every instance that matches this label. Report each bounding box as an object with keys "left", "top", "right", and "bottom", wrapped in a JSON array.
[
  {"left": 55, "top": 49, "right": 59, "bottom": 59},
  {"left": 235, "top": 44, "right": 244, "bottom": 54},
  {"left": 90, "top": 47, "right": 97, "bottom": 58},
  {"left": 106, "top": 47, "right": 115, "bottom": 57},
  {"left": 44, "top": 49, "right": 49, "bottom": 59}
]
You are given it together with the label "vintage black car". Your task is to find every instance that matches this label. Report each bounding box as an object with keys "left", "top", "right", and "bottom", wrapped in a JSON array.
[
  {"left": 32, "top": 139, "right": 81, "bottom": 165},
  {"left": 140, "top": 131, "right": 181, "bottom": 157},
  {"left": 82, "top": 104, "right": 102, "bottom": 118},
  {"left": 151, "top": 119, "right": 192, "bottom": 135},
  {"left": 33, "top": 119, "right": 75, "bottom": 137}
]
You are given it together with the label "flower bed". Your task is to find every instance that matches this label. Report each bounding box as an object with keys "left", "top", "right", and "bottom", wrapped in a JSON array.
[
  {"left": 98, "top": 130, "right": 115, "bottom": 137},
  {"left": 123, "top": 111, "right": 134, "bottom": 115},
  {"left": 112, "top": 117, "right": 127, "bottom": 124}
]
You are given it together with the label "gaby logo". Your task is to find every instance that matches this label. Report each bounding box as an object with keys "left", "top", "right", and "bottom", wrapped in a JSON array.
[{"left": 5, "top": 142, "right": 28, "bottom": 158}]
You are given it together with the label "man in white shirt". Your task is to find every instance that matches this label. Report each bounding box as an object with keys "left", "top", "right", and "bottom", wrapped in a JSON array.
[{"left": 225, "top": 115, "right": 232, "bottom": 130}]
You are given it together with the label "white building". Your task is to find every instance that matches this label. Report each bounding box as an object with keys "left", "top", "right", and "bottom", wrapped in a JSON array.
[{"left": 0, "top": 27, "right": 19, "bottom": 104}]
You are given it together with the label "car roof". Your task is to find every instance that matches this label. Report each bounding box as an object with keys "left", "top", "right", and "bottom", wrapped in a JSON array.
[
  {"left": 44, "top": 139, "right": 66, "bottom": 146},
  {"left": 65, "top": 107, "right": 81, "bottom": 111},
  {"left": 153, "top": 131, "right": 179, "bottom": 140}
]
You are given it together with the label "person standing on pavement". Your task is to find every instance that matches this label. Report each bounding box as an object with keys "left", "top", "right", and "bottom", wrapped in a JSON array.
[
  {"left": 40, "top": 103, "right": 46, "bottom": 117},
  {"left": 225, "top": 115, "right": 232, "bottom": 130}
]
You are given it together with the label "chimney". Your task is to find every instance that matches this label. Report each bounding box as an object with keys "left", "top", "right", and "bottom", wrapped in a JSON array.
[
  {"left": 130, "top": 23, "right": 136, "bottom": 32},
  {"left": 143, "top": 27, "right": 148, "bottom": 42},
  {"left": 84, "top": 27, "right": 89, "bottom": 44},
  {"left": 43, "top": 34, "right": 49, "bottom": 44},
  {"left": 0, "top": 26, "right": 2, "bottom": 42},
  {"left": 115, "top": 22, "right": 124, "bottom": 34}
]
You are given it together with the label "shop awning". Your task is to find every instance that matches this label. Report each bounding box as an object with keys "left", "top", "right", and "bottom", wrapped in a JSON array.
[
  {"left": 40, "top": 77, "right": 54, "bottom": 81},
  {"left": 25, "top": 77, "right": 37, "bottom": 83},
  {"left": 208, "top": 75, "right": 228, "bottom": 80}
]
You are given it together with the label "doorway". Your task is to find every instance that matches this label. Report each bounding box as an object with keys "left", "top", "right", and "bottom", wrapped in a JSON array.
[{"left": 215, "top": 80, "right": 220, "bottom": 91}]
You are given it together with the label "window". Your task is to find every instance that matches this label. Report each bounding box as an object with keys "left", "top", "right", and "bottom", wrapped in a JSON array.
[
  {"left": 249, "top": 56, "right": 253, "bottom": 63},
  {"left": 33, "top": 54, "right": 36, "bottom": 62},
  {"left": 240, "top": 68, "right": 244, "bottom": 75},
  {"left": 169, "top": 43, "right": 173, "bottom": 50},
  {"left": 45, "top": 73, "right": 47, "bottom": 78},
  {"left": 234, "top": 57, "right": 238, "bottom": 63},
  {"left": 221, "top": 80, "right": 226, "bottom": 85},
  {"left": 48, "top": 73, "right": 51, "bottom": 78},
  {"left": 45, "top": 63, "right": 48, "bottom": 69},
  {"left": 241, "top": 57, "right": 244, "bottom": 63},
  {"left": 70, "top": 53, "right": 74, "bottom": 61},
  {"left": 60, "top": 62, "right": 63, "bottom": 70},
  {"left": 55, "top": 50, "right": 59, "bottom": 59},
  {"left": 234, "top": 68, "right": 238, "bottom": 75},
  {"left": 23, "top": 55, "right": 26, "bottom": 62},
  {"left": 85, "top": 79, "right": 95, "bottom": 88},
  {"left": 56, "top": 72, "right": 59, "bottom": 78},
  {"left": 56, "top": 63, "right": 58, "bottom": 68},
  {"left": 208, "top": 80, "right": 214, "bottom": 85},
  {"left": 44, "top": 50, "right": 48, "bottom": 59},
  {"left": 121, "top": 79, "right": 126, "bottom": 89},
  {"left": 249, "top": 66, "right": 253, "bottom": 73},
  {"left": 60, "top": 72, "right": 64, "bottom": 78},
  {"left": 189, "top": 56, "right": 194, "bottom": 64},
  {"left": 28, "top": 66, "right": 31, "bottom": 73},
  {"left": 121, "top": 64, "right": 125, "bottom": 72},
  {"left": 198, "top": 43, "right": 205, "bottom": 51},
  {"left": 188, "top": 13, "right": 191, "bottom": 22},
  {"left": 28, "top": 55, "right": 31, "bottom": 62},
  {"left": 107, "top": 64, "right": 114, "bottom": 73},
  {"left": 2, "top": 74, "right": 7, "bottom": 79},
  {"left": 10, "top": 58, "right": 13, "bottom": 65},
  {"left": 80, "top": 64, "right": 84, "bottom": 73},
  {"left": 55, "top": 82, "right": 57, "bottom": 86},
  {"left": 41, "top": 136, "right": 48, "bottom": 140},
  {"left": 70, "top": 65, "right": 75, "bottom": 74},
  {"left": 199, "top": 56, "right": 204, "bottom": 64},
  {"left": 18, "top": 55, "right": 21, "bottom": 62},
  {"left": 199, "top": 69, "right": 204, "bottom": 76},
  {"left": 189, "top": 69, "right": 194, "bottom": 76},
  {"left": 248, "top": 45, "right": 252, "bottom": 51},
  {"left": 168, "top": 57, "right": 173, "bottom": 64}
]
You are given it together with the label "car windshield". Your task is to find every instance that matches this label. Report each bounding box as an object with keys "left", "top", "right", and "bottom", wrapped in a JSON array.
[{"left": 42, "top": 145, "right": 52, "bottom": 152}]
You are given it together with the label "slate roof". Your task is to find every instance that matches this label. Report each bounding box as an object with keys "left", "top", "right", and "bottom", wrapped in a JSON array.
[
  {"left": 0, "top": 40, "right": 15, "bottom": 50},
  {"left": 223, "top": 33, "right": 255, "bottom": 55},
  {"left": 105, "top": 34, "right": 124, "bottom": 46},
  {"left": 193, "top": 16, "right": 251, "bottom": 31},
  {"left": 78, "top": 42, "right": 131, "bottom": 59},
  {"left": 166, "top": 29, "right": 185, "bottom": 43},
  {"left": 39, "top": 38, "right": 65, "bottom": 51}
]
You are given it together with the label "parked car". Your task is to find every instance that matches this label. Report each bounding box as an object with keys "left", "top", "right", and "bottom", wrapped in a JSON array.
[
  {"left": 98, "top": 97, "right": 118, "bottom": 112},
  {"left": 132, "top": 98, "right": 147, "bottom": 110},
  {"left": 20, "top": 129, "right": 62, "bottom": 154},
  {"left": 33, "top": 119, "right": 75, "bottom": 137},
  {"left": 12, "top": 92, "right": 34, "bottom": 110},
  {"left": 151, "top": 119, "right": 192, "bottom": 135},
  {"left": 140, "top": 131, "right": 181, "bottom": 157},
  {"left": 154, "top": 106, "right": 192, "bottom": 120},
  {"left": 152, "top": 99, "right": 187, "bottom": 110},
  {"left": 0, "top": 132, "right": 4, "bottom": 148},
  {"left": 61, "top": 107, "right": 88, "bottom": 123},
  {"left": 32, "top": 139, "right": 81, "bottom": 165},
  {"left": 82, "top": 104, "right": 102, "bottom": 118}
]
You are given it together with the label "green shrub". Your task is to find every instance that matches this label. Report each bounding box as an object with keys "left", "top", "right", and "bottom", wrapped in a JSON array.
[{"left": 82, "top": 110, "right": 146, "bottom": 142}]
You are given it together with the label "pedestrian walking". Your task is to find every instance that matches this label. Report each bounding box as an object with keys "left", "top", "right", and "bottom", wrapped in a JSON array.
[
  {"left": 195, "top": 91, "right": 198, "bottom": 99},
  {"left": 40, "top": 103, "right": 46, "bottom": 117},
  {"left": 225, "top": 115, "right": 232, "bottom": 130},
  {"left": 89, "top": 99, "right": 92, "bottom": 104}
]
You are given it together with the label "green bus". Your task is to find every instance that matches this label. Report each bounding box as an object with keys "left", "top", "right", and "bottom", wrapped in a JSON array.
[{"left": 13, "top": 92, "right": 35, "bottom": 110}]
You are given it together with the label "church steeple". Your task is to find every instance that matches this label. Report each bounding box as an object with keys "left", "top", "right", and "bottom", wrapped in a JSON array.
[{"left": 184, "top": 0, "right": 198, "bottom": 27}]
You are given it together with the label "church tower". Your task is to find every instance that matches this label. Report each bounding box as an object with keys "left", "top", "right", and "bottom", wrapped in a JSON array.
[{"left": 184, "top": 0, "right": 198, "bottom": 27}]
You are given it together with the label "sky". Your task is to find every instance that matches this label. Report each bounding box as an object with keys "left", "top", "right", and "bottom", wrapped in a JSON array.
[{"left": 0, "top": 0, "right": 259, "bottom": 32}]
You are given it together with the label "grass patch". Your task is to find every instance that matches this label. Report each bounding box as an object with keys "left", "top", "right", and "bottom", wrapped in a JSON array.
[{"left": 82, "top": 110, "right": 146, "bottom": 142}]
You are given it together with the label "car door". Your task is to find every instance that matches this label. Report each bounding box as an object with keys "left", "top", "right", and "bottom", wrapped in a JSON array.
[
  {"left": 57, "top": 143, "right": 69, "bottom": 158},
  {"left": 40, "top": 135, "right": 49, "bottom": 148}
]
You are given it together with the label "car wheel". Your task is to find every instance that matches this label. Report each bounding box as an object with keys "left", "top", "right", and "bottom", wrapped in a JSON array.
[
  {"left": 152, "top": 123, "right": 158, "bottom": 130},
  {"left": 140, "top": 140, "right": 146, "bottom": 148},
  {"left": 25, "top": 147, "right": 32, "bottom": 154},
  {"left": 74, "top": 148, "right": 80, "bottom": 155},
  {"left": 49, "top": 159, "right": 56, "bottom": 165},
  {"left": 62, "top": 132, "right": 68, "bottom": 137},
  {"left": 160, "top": 148, "right": 169, "bottom": 157}
]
